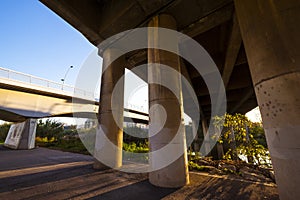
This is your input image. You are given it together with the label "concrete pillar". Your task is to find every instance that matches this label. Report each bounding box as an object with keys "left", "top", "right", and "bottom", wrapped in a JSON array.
[
  {"left": 94, "top": 48, "right": 125, "bottom": 169},
  {"left": 235, "top": 1, "right": 300, "bottom": 199},
  {"left": 148, "top": 14, "right": 189, "bottom": 188},
  {"left": 201, "top": 118, "right": 211, "bottom": 156},
  {"left": 4, "top": 119, "right": 37, "bottom": 150}
]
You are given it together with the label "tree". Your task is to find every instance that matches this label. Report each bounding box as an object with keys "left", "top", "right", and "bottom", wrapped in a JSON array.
[
  {"left": 123, "top": 125, "right": 148, "bottom": 145},
  {"left": 214, "top": 113, "right": 270, "bottom": 166},
  {"left": 0, "top": 123, "right": 11, "bottom": 142},
  {"left": 250, "top": 123, "right": 267, "bottom": 148},
  {"left": 36, "top": 119, "right": 64, "bottom": 141}
]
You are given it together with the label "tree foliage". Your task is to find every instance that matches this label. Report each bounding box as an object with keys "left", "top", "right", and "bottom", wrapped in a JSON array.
[
  {"left": 123, "top": 125, "right": 148, "bottom": 145},
  {"left": 36, "top": 119, "right": 64, "bottom": 141},
  {"left": 214, "top": 113, "right": 270, "bottom": 166},
  {"left": 0, "top": 123, "right": 11, "bottom": 142}
]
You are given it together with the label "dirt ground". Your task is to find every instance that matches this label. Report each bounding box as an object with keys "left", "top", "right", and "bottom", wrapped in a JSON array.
[{"left": 0, "top": 145, "right": 279, "bottom": 200}]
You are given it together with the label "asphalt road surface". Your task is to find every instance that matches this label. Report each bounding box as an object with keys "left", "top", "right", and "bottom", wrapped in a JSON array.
[{"left": 0, "top": 145, "right": 279, "bottom": 200}]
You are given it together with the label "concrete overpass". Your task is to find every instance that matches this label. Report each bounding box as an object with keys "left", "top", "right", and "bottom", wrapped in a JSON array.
[
  {"left": 0, "top": 67, "right": 148, "bottom": 149},
  {"left": 38, "top": 0, "right": 300, "bottom": 199},
  {"left": 0, "top": 67, "right": 148, "bottom": 123}
]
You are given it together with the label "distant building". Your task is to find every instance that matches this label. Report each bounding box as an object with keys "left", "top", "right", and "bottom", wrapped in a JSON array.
[{"left": 84, "top": 119, "right": 97, "bottom": 129}]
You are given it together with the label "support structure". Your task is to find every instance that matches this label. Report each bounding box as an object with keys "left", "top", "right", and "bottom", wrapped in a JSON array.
[
  {"left": 4, "top": 119, "right": 37, "bottom": 150},
  {"left": 235, "top": 0, "right": 300, "bottom": 199},
  {"left": 148, "top": 14, "right": 189, "bottom": 188},
  {"left": 201, "top": 118, "right": 212, "bottom": 156},
  {"left": 94, "top": 48, "right": 125, "bottom": 169}
]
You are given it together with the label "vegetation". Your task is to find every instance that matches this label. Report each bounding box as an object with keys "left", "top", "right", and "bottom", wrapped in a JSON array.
[
  {"left": 35, "top": 120, "right": 150, "bottom": 155},
  {"left": 0, "top": 123, "right": 11, "bottom": 143},
  {"left": 36, "top": 136, "right": 90, "bottom": 154},
  {"left": 123, "top": 141, "right": 149, "bottom": 153},
  {"left": 123, "top": 125, "right": 148, "bottom": 145},
  {"left": 213, "top": 113, "right": 270, "bottom": 167},
  {"left": 2, "top": 114, "right": 268, "bottom": 166},
  {"left": 187, "top": 113, "right": 271, "bottom": 177},
  {"left": 188, "top": 161, "right": 214, "bottom": 172},
  {"left": 35, "top": 119, "right": 90, "bottom": 154},
  {"left": 0, "top": 113, "right": 272, "bottom": 183},
  {"left": 0, "top": 113, "right": 269, "bottom": 177},
  {"left": 36, "top": 119, "right": 64, "bottom": 141}
]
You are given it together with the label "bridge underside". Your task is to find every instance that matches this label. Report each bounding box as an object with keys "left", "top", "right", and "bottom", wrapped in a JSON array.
[
  {"left": 0, "top": 86, "right": 148, "bottom": 124},
  {"left": 39, "top": 0, "right": 300, "bottom": 199},
  {"left": 0, "top": 87, "right": 94, "bottom": 121},
  {"left": 41, "top": 0, "right": 256, "bottom": 119}
]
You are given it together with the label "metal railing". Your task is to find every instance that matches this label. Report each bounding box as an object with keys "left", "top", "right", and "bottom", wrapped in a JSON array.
[
  {"left": 0, "top": 67, "right": 95, "bottom": 100},
  {"left": 125, "top": 103, "right": 148, "bottom": 113}
]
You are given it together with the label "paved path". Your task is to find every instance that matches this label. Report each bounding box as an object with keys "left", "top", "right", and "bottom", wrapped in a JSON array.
[
  {"left": 0, "top": 145, "right": 279, "bottom": 199},
  {"left": 0, "top": 145, "right": 93, "bottom": 171}
]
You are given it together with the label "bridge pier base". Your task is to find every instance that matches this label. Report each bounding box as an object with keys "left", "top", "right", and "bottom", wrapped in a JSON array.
[
  {"left": 94, "top": 48, "right": 125, "bottom": 170},
  {"left": 4, "top": 119, "right": 37, "bottom": 150},
  {"left": 148, "top": 14, "right": 189, "bottom": 188},
  {"left": 235, "top": 0, "right": 300, "bottom": 199}
]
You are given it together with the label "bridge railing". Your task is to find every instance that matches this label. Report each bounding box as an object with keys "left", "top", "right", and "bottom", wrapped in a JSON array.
[{"left": 0, "top": 67, "right": 95, "bottom": 100}]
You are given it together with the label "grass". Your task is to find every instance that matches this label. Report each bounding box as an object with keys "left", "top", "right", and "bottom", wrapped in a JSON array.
[
  {"left": 188, "top": 161, "right": 214, "bottom": 172},
  {"left": 123, "top": 142, "right": 149, "bottom": 153},
  {"left": 36, "top": 137, "right": 90, "bottom": 155},
  {"left": 36, "top": 137, "right": 150, "bottom": 157}
]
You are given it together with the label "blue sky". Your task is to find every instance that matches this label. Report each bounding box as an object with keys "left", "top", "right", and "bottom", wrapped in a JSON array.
[{"left": 0, "top": 0, "right": 98, "bottom": 86}]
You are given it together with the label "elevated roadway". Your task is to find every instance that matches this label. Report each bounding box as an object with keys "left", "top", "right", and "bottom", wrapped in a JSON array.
[{"left": 0, "top": 67, "right": 148, "bottom": 124}]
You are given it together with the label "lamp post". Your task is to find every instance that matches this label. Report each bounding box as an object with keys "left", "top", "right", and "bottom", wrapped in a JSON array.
[{"left": 61, "top": 65, "right": 73, "bottom": 85}]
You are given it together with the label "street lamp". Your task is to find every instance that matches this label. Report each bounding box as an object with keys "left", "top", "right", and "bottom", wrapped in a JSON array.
[{"left": 61, "top": 65, "right": 73, "bottom": 84}]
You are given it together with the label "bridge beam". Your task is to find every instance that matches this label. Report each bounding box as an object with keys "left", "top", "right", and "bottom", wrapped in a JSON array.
[
  {"left": 4, "top": 119, "right": 37, "bottom": 150},
  {"left": 148, "top": 14, "right": 189, "bottom": 188},
  {"left": 235, "top": 0, "right": 300, "bottom": 199},
  {"left": 94, "top": 48, "right": 125, "bottom": 170}
]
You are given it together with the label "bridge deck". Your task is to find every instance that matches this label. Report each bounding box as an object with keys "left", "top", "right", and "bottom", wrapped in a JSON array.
[{"left": 0, "top": 67, "right": 148, "bottom": 123}]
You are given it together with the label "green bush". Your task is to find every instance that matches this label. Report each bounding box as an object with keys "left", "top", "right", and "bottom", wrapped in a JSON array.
[
  {"left": 123, "top": 142, "right": 149, "bottom": 153},
  {"left": 0, "top": 123, "right": 11, "bottom": 142},
  {"left": 36, "top": 137, "right": 89, "bottom": 155},
  {"left": 123, "top": 126, "right": 148, "bottom": 145},
  {"left": 213, "top": 113, "right": 270, "bottom": 167},
  {"left": 36, "top": 119, "right": 64, "bottom": 141},
  {"left": 188, "top": 161, "right": 212, "bottom": 172}
]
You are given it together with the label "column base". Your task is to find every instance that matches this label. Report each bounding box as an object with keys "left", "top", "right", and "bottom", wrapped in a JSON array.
[
  {"left": 4, "top": 119, "right": 37, "bottom": 150},
  {"left": 93, "top": 160, "right": 110, "bottom": 170},
  {"left": 149, "top": 155, "right": 189, "bottom": 188}
]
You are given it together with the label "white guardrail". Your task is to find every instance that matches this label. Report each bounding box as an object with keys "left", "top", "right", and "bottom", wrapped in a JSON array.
[{"left": 0, "top": 67, "right": 95, "bottom": 100}]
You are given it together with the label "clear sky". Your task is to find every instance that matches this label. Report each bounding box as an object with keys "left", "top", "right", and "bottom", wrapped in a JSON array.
[{"left": 0, "top": 0, "right": 97, "bottom": 86}]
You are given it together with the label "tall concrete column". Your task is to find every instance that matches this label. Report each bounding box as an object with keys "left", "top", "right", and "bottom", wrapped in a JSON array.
[
  {"left": 235, "top": 1, "right": 300, "bottom": 199},
  {"left": 201, "top": 118, "right": 211, "bottom": 156},
  {"left": 4, "top": 119, "right": 37, "bottom": 150},
  {"left": 148, "top": 14, "right": 189, "bottom": 188},
  {"left": 94, "top": 48, "right": 125, "bottom": 169}
]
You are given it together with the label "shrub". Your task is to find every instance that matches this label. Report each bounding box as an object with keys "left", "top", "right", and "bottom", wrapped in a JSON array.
[{"left": 0, "top": 123, "right": 11, "bottom": 142}]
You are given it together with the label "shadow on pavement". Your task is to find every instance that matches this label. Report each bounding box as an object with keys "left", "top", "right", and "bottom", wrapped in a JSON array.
[
  {"left": 0, "top": 146, "right": 279, "bottom": 199},
  {"left": 0, "top": 164, "right": 95, "bottom": 193},
  {"left": 88, "top": 180, "right": 177, "bottom": 200}
]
